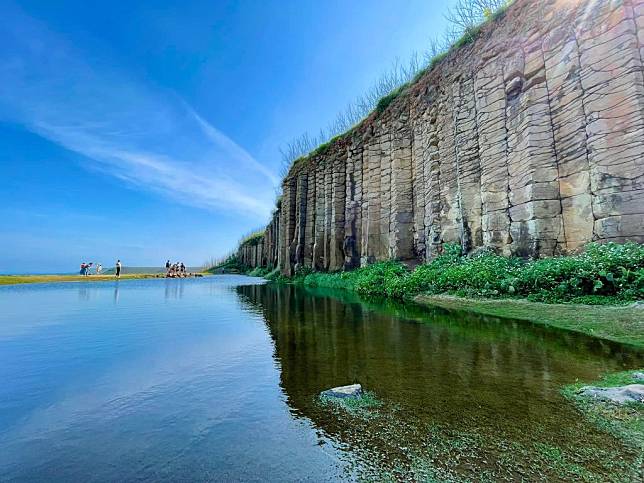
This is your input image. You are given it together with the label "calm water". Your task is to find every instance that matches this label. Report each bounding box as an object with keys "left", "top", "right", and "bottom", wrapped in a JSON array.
[{"left": 0, "top": 276, "right": 641, "bottom": 481}]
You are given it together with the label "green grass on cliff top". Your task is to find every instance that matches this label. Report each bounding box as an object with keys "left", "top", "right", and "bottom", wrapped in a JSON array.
[{"left": 286, "top": 2, "right": 513, "bottom": 173}]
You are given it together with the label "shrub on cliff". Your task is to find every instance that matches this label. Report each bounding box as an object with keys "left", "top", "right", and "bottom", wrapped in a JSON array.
[
  {"left": 353, "top": 261, "right": 408, "bottom": 297},
  {"left": 239, "top": 230, "right": 265, "bottom": 247},
  {"left": 389, "top": 250, "right": 522, "bottom": 299},
  {"left": 301, "top": 270, "right": 359, "bottom": 291},
  {"left": 206, "top": 254, "right": 246, "bottom": 273}
]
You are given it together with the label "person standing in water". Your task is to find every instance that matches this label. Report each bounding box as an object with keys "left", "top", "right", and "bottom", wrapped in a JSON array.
[{"left": 115, "top": 260, "right": 122, "bottom": 278}]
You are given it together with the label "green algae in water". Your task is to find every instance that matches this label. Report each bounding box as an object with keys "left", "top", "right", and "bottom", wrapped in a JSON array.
[
  {"left": 318, "top": 390, "right": 382, "bottom": 417},
  {"left": 563, "top": 370, "right": 644, "bottom": 456}
]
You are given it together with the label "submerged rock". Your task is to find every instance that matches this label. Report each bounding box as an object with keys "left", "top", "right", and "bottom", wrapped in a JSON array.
[
  {"left": 578, "top": 384, "right": 644, "bottom": 404},
  {"left": 320, "top": 384, "right": 362, "bottom": 399}
]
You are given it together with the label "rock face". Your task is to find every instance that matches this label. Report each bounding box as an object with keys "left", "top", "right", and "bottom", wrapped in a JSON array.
[
  {"left": 242, "top": 0, "right": 644, "bottom": 274},
  {"left": 320, "top": 384, "right": 363, "bottom": 399},
  {"left": 579, "top": 384, "right": 644, "bottom": 404}
]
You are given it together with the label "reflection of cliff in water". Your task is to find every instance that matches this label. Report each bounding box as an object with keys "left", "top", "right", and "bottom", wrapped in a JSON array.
[{"left": 236, "top": 283, "right": 643, "bottom": 478}]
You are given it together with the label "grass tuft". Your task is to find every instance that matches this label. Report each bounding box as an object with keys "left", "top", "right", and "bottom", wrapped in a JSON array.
[
  {"left": 318, "top": 390, "right": 382, "bottom": 416},
  {"left": 562, "top": 370, "right": 644, "bottom": 451}
]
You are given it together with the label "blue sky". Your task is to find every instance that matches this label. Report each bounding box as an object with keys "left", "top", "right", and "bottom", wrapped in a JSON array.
[{"left": 0, "top": 0, "right": 454, "bottom": 273}]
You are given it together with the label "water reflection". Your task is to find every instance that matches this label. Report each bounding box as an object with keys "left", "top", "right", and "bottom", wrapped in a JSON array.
[
  {"left": 0, "top": 276, "right": 347, "bottom": 482},
  {"left": 164, "top": 279, "right": 185, "bottom": 300},
  {"left": 236, "top": 283, "right": 643, "bottom": 480},
  {"left": 78, "top": 286, "right": 90, "bottom": 301}
]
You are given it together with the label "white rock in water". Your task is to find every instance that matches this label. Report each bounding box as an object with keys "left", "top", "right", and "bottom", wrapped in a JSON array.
[
  {"left": 579, "top": 384, "right": 644, "bottom": 404},
  {"left": 321, "top": 384, "right": 362, "bottom": 399},
  {"left": 632, "top": 372, "right": 644, "bottom": 381}
]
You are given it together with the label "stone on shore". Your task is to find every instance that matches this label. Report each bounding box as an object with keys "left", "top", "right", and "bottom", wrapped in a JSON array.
[
  {"left": 578, "top": 384, "right": 644, "bottom": 404},
  {"left": 321, "top": 384, "right": 362, "bottom": 399}
]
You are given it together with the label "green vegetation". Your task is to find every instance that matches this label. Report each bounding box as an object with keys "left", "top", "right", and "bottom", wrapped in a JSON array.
[
  {"left": 247, "top": 266, "right": 278, "bottom": 278},
  {"left": 239, "top": 229, "right": 265, "bottom": 247},
  {"left": 0, "top": 274, "right": 163, "bottom": 286},
  {"left": 375, "top": 84, "right": 408, "bottom": 113},
  {"left": 206, "top": 255, "right": 246, "bottom": 274},
  {"left": 318, "top": 390, "right": 382, "bottom": 416},
  {"left": 562, "top": 370, "right": 644, "bottom": 452},
  {"left": 205, "top": 229, "right": 266, "bottom": 273},
  {"left": 293, "top": 242, "right": 644, "bottom": 303}
]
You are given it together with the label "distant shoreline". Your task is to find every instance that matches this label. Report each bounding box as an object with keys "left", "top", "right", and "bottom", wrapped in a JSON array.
[{"left": 0, "top": 273, "right": 206, "bottom": 286}]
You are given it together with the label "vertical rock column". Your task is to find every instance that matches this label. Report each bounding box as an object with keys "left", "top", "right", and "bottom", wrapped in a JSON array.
[
  {"left": 542, "top": 19, "right": 594, "bottom": 250},
  {"left": 424, "top": 101, "right": 443, "bottom": 259},
  {"left": 312, "top": 162, "right": 326, "bottom": 270},
  {"left": 344, "top": 143, "right": 363, "bottom": 269},
  {"left": 329, "top": 156, "right": 347, "bottom": 271},
  {"left": 452, "top": 76, "right": 483, "bottom": 252},
  {"left": 292, "top": 173, "right": 308, "bottom": 271},
  {"left": 362, "top": 135, "right": 383, "bottom": 265},
  {"left": 506, "top": 35, "right": 565, "bottom": 257},
  {"left": 379, "top": 128, "right": 393, "bottom": 260},
  {"left": 475, "top": 53, "right": 512, "bottom": 255},
  {"left": 389, "top": 115, "right": 415, "bottom": 260},
  {"left": 279, "top": 177, "right": 297, "bottom": 275},
  {"left": 577, "top": 0, "right": 644, "bottom": 243},
  {"left": 303, "top": 166, "right": 316, "bottom": 268},
  {"left": 411, "top": 105, "right": 428, "bottom": 260},
  {"left": 322, "top": 163, "right": 334, "bottom": 270}
]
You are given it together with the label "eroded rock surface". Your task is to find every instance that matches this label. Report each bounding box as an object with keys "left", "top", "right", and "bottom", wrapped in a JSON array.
[
  {"left": 320, "top": 384, "right": 363, "bottom": 399},
  {"left": 578, "top": 384, "right": 644, "bottom": 404},
  {"left": 241, "top": 0, "right": 644, "bottom": 274}
]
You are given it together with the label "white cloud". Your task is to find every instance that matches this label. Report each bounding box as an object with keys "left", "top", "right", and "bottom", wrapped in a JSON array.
[{"left": 0, "top": 5, "right": 277, "bottom": 219}]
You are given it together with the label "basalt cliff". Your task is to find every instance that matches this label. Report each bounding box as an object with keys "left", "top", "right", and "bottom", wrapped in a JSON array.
[{"left": 239, "top": 0, "right": 644, "bottom": 275}]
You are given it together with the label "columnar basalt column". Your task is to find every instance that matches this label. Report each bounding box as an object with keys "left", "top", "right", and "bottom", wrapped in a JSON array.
[
  {"left": 576, "top": 0, "right": 644, "bottom": 243},
  {"left": 475, "top": 50, "right": 512, "bottom": 255},
  {"left": 452, "top": 76, "right": 483, "bottom": 253},
  {"left": 292, "top": 173, "right": 308, "bottom": 271},
  {"left": 329, "top": 155, "right": 347, "bottom": 271},
  {"left": 389, "top": 114, "right": 415, "bottom": 260},
  {"left": 542, "top": 19, "right": 594, "bottom": 251},
  {"left": 411, "top": 106, "right": 428, "bottom": 260},
  {"left": 312, "top": 161, "right": 326, "bottom": 270},
  {"left": 344, "top": 142, "right": 363, "bottom": 269},
  {"left": 280, "top": 177, "right": 297, "bottom": 276}
]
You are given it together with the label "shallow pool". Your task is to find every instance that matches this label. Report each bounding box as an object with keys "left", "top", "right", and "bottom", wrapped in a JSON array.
[{"left": 0, "top": 276, "right": 641, "bottom": 481}]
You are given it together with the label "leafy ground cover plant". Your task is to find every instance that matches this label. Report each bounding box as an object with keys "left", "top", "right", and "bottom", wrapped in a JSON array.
[{"left": 289, "top": 242, "right": 644, "bottom": 304}]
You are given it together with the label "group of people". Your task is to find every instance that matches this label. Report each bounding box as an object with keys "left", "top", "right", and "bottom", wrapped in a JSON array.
[
  {"left": 79, "top": 260, "right": 122, "bottom": 277},
  {"left": 165, "top": 260, "right": 187, "bottom": 277},
  {"left": 79, "top": 262, "right": 102, "bottom": 276}
]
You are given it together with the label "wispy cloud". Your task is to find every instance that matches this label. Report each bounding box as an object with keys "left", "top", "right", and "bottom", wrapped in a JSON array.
[{"left": 0, "top": 5, "right": 277, "bottom": 219}]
